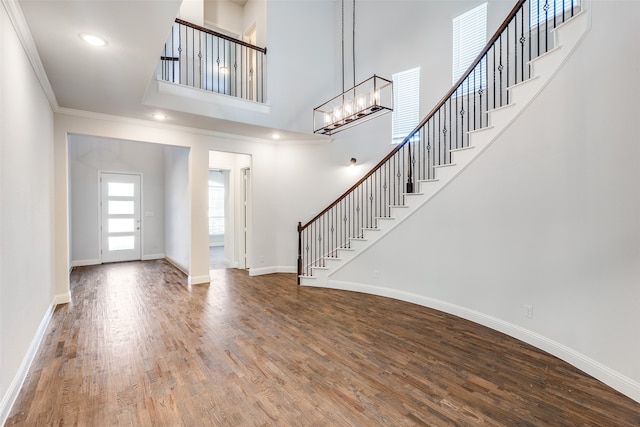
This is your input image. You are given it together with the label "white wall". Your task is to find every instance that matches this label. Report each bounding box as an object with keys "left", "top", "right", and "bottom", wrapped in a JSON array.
[
  {"left": 0, "top": 2, "right": 55, "bottom": 421},
  {"left": 330, "top": 1, "right": 640, "bottom": 402},
  {"left": 164, "top": 145, "right": 191, "bottom": 272},
  {"left": 264, "top": 0, "right": 334, "bottom": 133},
  {"left": 68, "top": 135, "right": 166, "bottom": 265},
  {"left": 204, "top": 0, "right": 243, "bottom": 36},
  {"left": 180, "top": 0, "right": 204, "bottom": 26}
]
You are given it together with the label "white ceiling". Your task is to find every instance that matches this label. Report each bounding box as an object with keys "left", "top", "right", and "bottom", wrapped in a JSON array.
[{"left": 17, "top": 0, "right": 316, "bottom": 143}]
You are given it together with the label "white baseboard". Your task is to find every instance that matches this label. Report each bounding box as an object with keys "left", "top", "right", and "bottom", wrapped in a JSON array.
[
  {"left": 0, "top": 303, "right": 54, "bottom": 426},
  {"left": 189, "top": 274, "right": 210, "bottom": 285},
  {"left": 165, "top": 255, "right": 188, "bottom": 275},
  {"left": 165, "top": 256, "right": 209, "bottom": 285},
  {"left": 53, "top": 292, "right": 71, "bottom": 305},
  {"left": 142, "top": 253, "right": 165, "bottom": 261},
  {"left": 71, "top": 259, "right": 100, "bottom": 268},
  {"left": 323, "top": 279, "right": 640, "bottom": 404},
  {"left": 249, "top": 265, "right": 296, "bottom": 276}
]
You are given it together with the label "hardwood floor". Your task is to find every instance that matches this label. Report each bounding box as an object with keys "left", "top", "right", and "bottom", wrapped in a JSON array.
[
  {"left": 209, "top": 246, "right": 229, "bottom": 270},
  {"left": 6, "top": 260, "right": 640, "bottom": 426}
]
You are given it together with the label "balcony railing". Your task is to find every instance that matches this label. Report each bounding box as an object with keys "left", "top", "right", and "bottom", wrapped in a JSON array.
[{"left": 160, "top": 19, "right": 266, "bottom": 103}]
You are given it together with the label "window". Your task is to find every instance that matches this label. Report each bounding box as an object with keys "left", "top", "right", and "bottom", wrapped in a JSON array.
[
  {"left": 392, "top": 67, "right": 420, "bottom": 144},
  {"left": 452, "top": 3, "right": 487, "bottom": 94},
  {"left": 530, "top": 0, "right": 579, "bottom": 28}
]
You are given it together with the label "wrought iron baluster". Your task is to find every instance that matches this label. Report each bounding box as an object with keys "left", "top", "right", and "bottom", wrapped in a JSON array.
[
  {"left": 473, "top": 69, "right": 477, "bottom": 132},
  {"left": 545, "top": 0, "right": 549, "bottom": 53},
  {"left": 520, "top": 7, "right": 525, "bottom": 83}
]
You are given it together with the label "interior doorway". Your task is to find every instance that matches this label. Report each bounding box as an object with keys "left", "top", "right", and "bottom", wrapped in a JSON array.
[
  {"left": 208, "top": 169, "right": 229, "bottom": 270},
  {"left": 208, "top": 151, "right": 251, "bottom": 271}
]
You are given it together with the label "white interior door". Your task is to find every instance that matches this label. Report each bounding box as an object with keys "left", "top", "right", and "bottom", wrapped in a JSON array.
[{"left": 100, "top": 173, "right": 141, "bottom": 263}]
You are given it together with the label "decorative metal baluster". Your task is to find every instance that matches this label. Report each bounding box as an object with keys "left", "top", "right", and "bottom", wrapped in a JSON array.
[
  {"left": 260, "top": 54, "right": 264, "bottom": 103},
  {"left": 448, "top": 97, "right": 452, "bottom": 156},
  {"left": 514, "top": 11, "right": 518, "bottom": 85},
  {"left": 466, "top": 78, "right": 471, "bottom": 140},
  {"left": 479, "top": 69, "right": 484, "bottom": 129},
  {"left": 240, "top": 46, "right": 245, "bottom": 100},
  {"left": 544, "top": 0, "right": 550, "bottom": 53},
  {"left": 499, "top": 35, "right": 504, "bottom": 107},
  {"left": 520, "top": 7, "right": 525, "bottom": 83},
  {"left": 198, "top": 33, "right": 203, "bottom": 89},
  {"left": 506, "top": 23, "right": 510, "bottom": 105},
  {"left": 454, "top": 87, "right": 459, "bottom": 150},
  {"left": 472, "top": 69, "right": 477, "bottom": 132}
]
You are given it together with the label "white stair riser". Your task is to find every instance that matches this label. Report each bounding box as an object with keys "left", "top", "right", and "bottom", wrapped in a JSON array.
[
  {"left": 362, "top": 228, "right": 382, "bottom": 241},
  {"left": 390, "top": 206, "right": 411, "bottom": 220},
  {"left": 488, "top": 104, "right": 519, "bottom": 128},
  {"left": 467, "top": 126, "right": 498, "bottom": 151},
  {"left": 375, "top": 217, "right": 396, "bottom": 231},
  {"left": 508, "top": 76, "right": 541, "bottom": 105},
  {"left": 415, "top": 181, "right": 441, "bottom": 198},
  {"left": 450, "top": 147, "right": 476, "bottom": 166},
  {"left": 433, "top": 164, "right": 458, "bottom": 182},
  {"left": 336, "top": 248, "right": 357, "bottom": 262},
  {"left": 553, "top": 11, "right": 588, "bottom": 49},
  {"left": 348, "top": 239, "right": 369, "bottom": 251}
]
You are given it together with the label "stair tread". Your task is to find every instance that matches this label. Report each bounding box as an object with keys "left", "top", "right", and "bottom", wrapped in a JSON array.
[
  {"left": 450, "top": 146, "right": 474, "bottom": 153},
  {"left": 467, "top": 126, "right": 495, "bottom": 135}
]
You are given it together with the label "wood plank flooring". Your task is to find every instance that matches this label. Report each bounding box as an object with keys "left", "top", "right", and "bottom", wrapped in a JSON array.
[{"left": 6, "top": 260, "right": 640, "bottom": 426}]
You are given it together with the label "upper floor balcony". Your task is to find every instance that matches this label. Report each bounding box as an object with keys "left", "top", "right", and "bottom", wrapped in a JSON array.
[{"left": 159, "top": 19, "right": 267, "bottom": 104}]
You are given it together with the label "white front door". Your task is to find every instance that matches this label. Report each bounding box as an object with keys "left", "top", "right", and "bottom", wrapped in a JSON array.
[{"left": 100, "top": 173, "right": 141, "bottom": 263}]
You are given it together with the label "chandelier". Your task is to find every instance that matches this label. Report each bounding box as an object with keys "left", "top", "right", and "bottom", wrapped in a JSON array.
[{"left": 313, "top": 0, "right": 393, "bottom": 135}]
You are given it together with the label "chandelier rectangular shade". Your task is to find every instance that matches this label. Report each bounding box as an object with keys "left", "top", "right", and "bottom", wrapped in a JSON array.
[{"left": 313, "top": 75, "right": 393, "bottom": 135}]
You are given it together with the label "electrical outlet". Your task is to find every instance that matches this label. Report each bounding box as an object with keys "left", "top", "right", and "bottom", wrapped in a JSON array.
[
  {"left": 525, "top": 304, "right": 534, "bottom": 319},
  {"left": 259, "top": 256, "right": 264, "bottom": 264},
  {"left": 373, "top": 270, "right": 380, "bottom": 280}
]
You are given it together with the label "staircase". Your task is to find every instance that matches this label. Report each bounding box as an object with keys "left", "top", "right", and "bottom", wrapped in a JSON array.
[{"left": 298, "top": 0, "right": 589, "bottom": 287}]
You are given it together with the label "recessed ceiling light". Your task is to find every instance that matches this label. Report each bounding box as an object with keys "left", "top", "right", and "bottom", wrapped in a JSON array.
[
  {"left": 153, "top": 113, "right": 166, "bottom": 121},
  {"left": 272, "top": 133, "right": 281, "bottom": 140},
  {"left": 80, "top": 33, "right": 107, "bottom": 47}
]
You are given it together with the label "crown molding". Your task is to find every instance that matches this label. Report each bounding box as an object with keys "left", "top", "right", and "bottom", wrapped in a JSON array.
[
  {"left": 2, "top": 0, "right": 59, "bottom": 110},
  {"left": 55, "top": 106, "right": 278, "bottom": 144}
]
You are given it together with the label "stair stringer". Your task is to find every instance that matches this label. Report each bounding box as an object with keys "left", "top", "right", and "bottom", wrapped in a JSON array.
[{"left": 300, "top": 9, "right": 590, "bottom": 287}]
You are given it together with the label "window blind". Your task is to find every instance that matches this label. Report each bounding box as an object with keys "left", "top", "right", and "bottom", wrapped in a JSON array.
[
  {"left": 392, "top": 67, "right": 420, "bottom": 144},
  {"left": 452, "top": 3, "right": 488, "bottom": 87}
]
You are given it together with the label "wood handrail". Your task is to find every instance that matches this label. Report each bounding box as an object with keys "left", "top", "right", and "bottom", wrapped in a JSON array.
[
  {"left": 300, "top": 0, "right": 525, "bottom": 231},
  {"left": 175, "top": 18, "right": 267, "bottom": 54}
]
